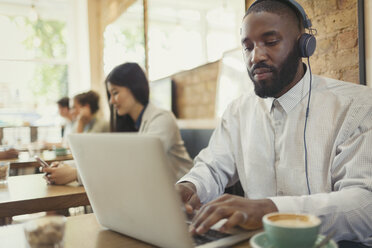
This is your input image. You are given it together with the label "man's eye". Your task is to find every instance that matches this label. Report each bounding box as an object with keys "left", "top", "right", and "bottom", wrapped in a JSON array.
[
  {"left": 266, "top": 40, "right": 279, "bottom": 46},
  {"left": 243, "top": 46, "right": 253, "bottom": 52}
]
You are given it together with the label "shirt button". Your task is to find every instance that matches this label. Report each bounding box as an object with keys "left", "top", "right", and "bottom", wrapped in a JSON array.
[{"left": 277, "top": 191, "right": 284, "bottom": 196}]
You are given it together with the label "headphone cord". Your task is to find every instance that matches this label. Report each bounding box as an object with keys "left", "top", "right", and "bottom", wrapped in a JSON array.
[{"left": 304, "top": 56, "right": 312, "bottom": 195}]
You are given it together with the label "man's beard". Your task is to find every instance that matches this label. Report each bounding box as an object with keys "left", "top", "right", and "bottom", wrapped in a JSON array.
[{"left": 248, "top": 44, "right": 301, "bottom": 98}]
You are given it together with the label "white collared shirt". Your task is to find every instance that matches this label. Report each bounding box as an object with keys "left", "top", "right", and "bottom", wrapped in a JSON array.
[{"left": 179, "top": 66, "right": 372, "bottom": 245}]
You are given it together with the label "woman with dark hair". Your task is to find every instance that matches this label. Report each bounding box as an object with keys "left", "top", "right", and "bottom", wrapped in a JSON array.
[
  {"left": 72, "top": 90, "right": 109, "bottom": 133},
  {"left": 105, "top": 63, "right": 149, "bottom": 132},
  {"left": 106, "top": 62, "right": 193, "bottom": 180},
  {"left": 42, "top": 63, "right": 192, "bottom": 184}
]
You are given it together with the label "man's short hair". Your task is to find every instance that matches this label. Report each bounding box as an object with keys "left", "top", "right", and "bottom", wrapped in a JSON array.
[
  {"left": 57, "top": 97, "right": 70, "bottom": 109},
  {"left": 245, "top": 0, "right": 304, "bottom": 32}
]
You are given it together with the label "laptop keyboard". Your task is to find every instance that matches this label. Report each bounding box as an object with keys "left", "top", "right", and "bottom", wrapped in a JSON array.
[
  {"left": 185, "top": 209, "right": 232, "bottom": 245},
  {"left": 193, "top": 229, "right": 232, "bottom": 246}
]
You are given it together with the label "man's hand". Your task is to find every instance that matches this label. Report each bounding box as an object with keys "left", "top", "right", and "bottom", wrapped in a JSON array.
[
  {"left": 76, "top": 106, "right": 92, "bottom": 132},
  {"left": 190, "top": 194, "right": 278, "bottom": 235},
  {"left": 78, "top": 106, "right": 91, "bottom": 123},
  {"left": 175, "top": 182, "right": 202, "bottom": 214}
]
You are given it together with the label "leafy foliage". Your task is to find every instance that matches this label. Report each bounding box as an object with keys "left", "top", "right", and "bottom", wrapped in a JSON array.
[{"left": 17, "top": 17, "right": 68, "bottom": 100}]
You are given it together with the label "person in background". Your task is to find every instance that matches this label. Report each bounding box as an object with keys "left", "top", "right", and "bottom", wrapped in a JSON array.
[
  {"left": 44, "top": 97, "right": 76, "bottom": 150},
  {"left": 176, "top": 0, "right": 372, "bottom": 247},
  {"left": 71, "top": 90, "right": 109, "bottom": 133},
  {"left": 57, "top": 97, "right": 75, "bottom": 140},
  {"left": 43, "top": 62, "right": 192, "bottom": 184},
  {"left": 41, "top": 90, "right": 109, "bottom": 184},
  {"left": 106, "top": 62, "right": 193, "bottom": 180}
]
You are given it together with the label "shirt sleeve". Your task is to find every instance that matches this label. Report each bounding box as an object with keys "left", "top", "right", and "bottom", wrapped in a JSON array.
[
  {"left": 89, "top": 119, "right": 109, "bottom": 133},
  {"left": 178, "top": 112, "right": 239, "bottom": 204},
  {"left": 270, "top": 114, "right": 372, "bottom": 245}
]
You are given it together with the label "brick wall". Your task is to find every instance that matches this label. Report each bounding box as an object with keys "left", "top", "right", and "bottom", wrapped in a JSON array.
[
  {"left": 245, "top": 0, "right": 359, "bottom": 83},
  {"left": 175, "top": 0, "right": 359, "bottom": 119},
  {"left": 172, "top": 62, "right": 219, "bottom": 119},
  {"left": 299, "top": 0, "right": 359, "bottom": 83}
]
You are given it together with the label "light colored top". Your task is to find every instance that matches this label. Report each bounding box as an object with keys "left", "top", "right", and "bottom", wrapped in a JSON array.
[
  {"left": 72, "top": 116, "right": 109, "bottom": 133},
  {"left": 140, "top": 103, "right": 193, "bottom": 180},
  {"left": 179, "top": 66, "right": 372, "bottom": 245},
  {"left": 62, "top": 120, "right": 74, "bottom": 138},
  {"left": 62, "top": 120, "right": 74, "bottom": 147}
]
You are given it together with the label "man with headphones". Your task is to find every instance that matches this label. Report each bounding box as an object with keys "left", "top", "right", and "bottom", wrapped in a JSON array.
[{"left": 176, "top": 0, "right": 372, "bottom": 246}]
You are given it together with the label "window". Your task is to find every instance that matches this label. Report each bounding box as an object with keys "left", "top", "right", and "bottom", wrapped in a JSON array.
[
  {"left": 103, "top": 1, "right": 145, "bottom": 75},
  {"left": 0, "top": 0, "right": 90, "bottom": 145},
  {"left": 0, "top": 1, "right": 73, "bottom": 128},
  {"left": 103, "top": 0, "right": 245, "bottom": 81},
  {"left": 147, "top": 0, "right": 244, "bottom": 80}
]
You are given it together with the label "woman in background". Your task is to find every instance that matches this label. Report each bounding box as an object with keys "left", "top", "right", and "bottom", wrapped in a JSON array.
[
  {"left": 43, "top": 62, "right": 192, "bottom": 184},
  {"left": 72, "top": 90, "right": 109, "bottom": 133},
  {"left": 106, "top": 62, "right": 192, "bottom": 180}
]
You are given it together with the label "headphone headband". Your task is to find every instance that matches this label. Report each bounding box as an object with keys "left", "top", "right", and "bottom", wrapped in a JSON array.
[
  {"left": 247, "top": 0, "right": 316, "bottom": 57},
  {"left": 248, "top": 0, "right": 312, "bottom": 29}
]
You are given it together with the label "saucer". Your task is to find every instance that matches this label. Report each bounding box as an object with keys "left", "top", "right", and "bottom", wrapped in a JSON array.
[{"left": 250, "top": 231, "right": 338, "bottom": 248}]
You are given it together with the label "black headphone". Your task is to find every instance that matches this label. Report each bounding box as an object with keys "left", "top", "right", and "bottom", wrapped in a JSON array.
[{"left": 248, "top": 0, "right": 316, "bottom": 58}]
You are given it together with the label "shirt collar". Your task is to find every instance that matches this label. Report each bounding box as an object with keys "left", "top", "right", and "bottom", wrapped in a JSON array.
[
  {"left": 263, "top": 63, "right": 310, "bottom": 114},
  {"left": 134, "top": 104, "right": 147, "bottom": 130}
]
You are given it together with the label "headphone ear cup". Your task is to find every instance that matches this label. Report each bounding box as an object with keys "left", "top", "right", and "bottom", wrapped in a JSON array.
[{"left": 298, "top": 33, "right": 316, "bottom": 57}]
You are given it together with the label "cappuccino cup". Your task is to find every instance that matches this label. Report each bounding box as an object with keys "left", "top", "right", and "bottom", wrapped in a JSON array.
[{"left": 263, "top": 212, "right": 321, "bottom": 248}]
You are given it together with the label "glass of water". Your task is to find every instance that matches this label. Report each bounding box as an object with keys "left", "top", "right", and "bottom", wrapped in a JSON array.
[{"left": 0, "top": 162, "right": 10, "bottom": 184}]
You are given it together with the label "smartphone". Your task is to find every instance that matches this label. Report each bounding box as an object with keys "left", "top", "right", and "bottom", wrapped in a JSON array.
[{"left": 34, "top": 155, "right": 49, "bottom": 168}]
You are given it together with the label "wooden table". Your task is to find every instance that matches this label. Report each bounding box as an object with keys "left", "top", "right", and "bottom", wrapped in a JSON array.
[
  {"left": 1, "top": 151, "right": 73, "bottom": 169},
  {"left": 0, "top": 214, "right": 253, "bottom": 247},
  {"left": 0, "top": 174, "right": 89, "bottom": 218}
]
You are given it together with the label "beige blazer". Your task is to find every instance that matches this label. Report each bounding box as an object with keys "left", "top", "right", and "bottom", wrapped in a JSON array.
[{"left": 139, "top": 103, "right": 193, "bottom": 181}]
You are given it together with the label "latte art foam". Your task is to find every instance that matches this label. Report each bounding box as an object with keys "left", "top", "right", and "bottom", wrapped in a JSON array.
[{"left": 273, "top": 219, "right": 316, "bottom": 227}]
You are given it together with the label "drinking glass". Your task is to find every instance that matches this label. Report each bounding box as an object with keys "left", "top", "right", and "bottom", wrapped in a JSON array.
[{"left": 0, "top": 162, "right": 10, "bottom": 184}]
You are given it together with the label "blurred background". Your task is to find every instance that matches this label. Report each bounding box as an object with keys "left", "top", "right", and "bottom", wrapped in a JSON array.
[
  {"left": 0, "top": 0, "right": 246, "bottom": 145},
  {"left": 0, "top": 0, "right": 368, "bottom": 146}
]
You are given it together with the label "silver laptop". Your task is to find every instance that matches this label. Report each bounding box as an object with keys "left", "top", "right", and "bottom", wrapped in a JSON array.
[{"left": 68, "top": 133, "right": 257, "bottom": 248}]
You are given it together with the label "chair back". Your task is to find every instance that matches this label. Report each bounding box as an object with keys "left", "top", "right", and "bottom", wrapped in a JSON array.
[{"left": 180, "top": 129, "right": 214, "bottom": 159}]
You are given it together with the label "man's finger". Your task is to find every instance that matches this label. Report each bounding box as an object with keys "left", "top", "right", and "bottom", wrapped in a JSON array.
[
  {"left": 184, "top": 203, "right": 194, "bottom": 215},
  {"left": 193, "top": 205, "right": 232, "bottom": 235},
  {"left": 219, "top": 210, "right": 248, "bottom": 232}
]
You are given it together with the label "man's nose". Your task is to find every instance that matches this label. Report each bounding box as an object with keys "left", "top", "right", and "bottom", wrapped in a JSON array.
[{"left": 251, "top": 46, "right": 267, "bottom": 64}]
